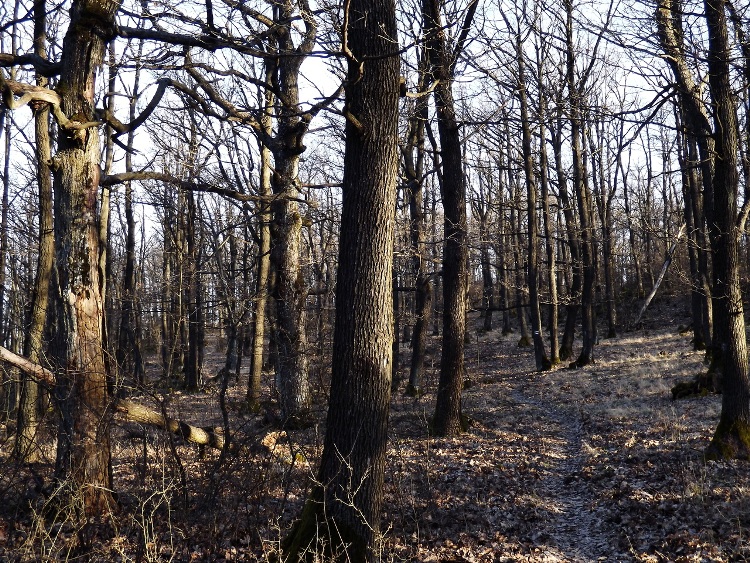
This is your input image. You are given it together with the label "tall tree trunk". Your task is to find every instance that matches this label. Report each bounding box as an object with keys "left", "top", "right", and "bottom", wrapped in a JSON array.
[
  {"left": 566, "top": 0, "right": 596, "bottom": 368},
  {"left": 265, "top": 0, "right": 317, "bottom": 423},
  {"left": 283, "top": 0, "right": 399, "bottom": 557},
  {"left": 52, "top": 0, "right": 119, "bottom": 517},
  {"left": 514, "top": 32, "right": 549, "bottom": 370},
  {"left": 404, "top": 64, "right": 431, "bottom": 396},
  {"left": 590, "top": 118, "right": 617, "bottom": 339},
  {"left": 511, "top": 186, "right": 531, "bottom": 347},
  {"left": 552, "top": 114, "right": 581, "bottom": 361},
  {"left": 702, "top": 0, "right": 750, "bottom": 459},
  {"left": 539, "top": 115, "right": 559, "bottom": 364},
  {"left": 117, "top": 40, "right": 144, "bottom": 384},
  {"left": 427, "top": 0, "right": 476, "bottom": 437},
  {"left": 676, "top": 108, "right": 710, "bottom": 351},
  {"left": 495, "top": 152, "right": 513, "bottom": 336},
  {"left": 657, "top": 0, "right": 718, "bottom": 366},
  {"left": 16, "top": 0, "right": 53, "bottom": 462},
  {"left": 247, "top": 75, "right": 273, "bottom": 407},
  {"left": 184, "top": 186, "right": 201, "bottom": 391}
]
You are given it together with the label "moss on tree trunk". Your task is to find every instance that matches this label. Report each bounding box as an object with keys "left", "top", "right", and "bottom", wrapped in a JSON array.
[{"left": 705, "top": 416, "right": 750, "bottom": 460}]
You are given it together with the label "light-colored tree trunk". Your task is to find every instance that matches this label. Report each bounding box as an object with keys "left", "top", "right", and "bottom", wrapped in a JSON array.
[
  {"left": 51, "top": 0, "right": 120, "bottom": 517},
  {"left": 16, "top": 0, "right": 54, "bottom": 462}
]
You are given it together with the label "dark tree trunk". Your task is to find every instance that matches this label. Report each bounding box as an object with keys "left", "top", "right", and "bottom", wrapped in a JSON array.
[
  {"left": 404, "top": 65, "right": 431, "bottom": 396},
  {"left": 552, "top": 115, "right": 581, "bottom": 361},
  {"left": 511, "top": 176, "right": 531, "bottom": 348},
  {"left": 676, "top": 109, "right": 709, "bottom": 351},
  {"left": 515, "top": 34, "right": 549, "bottom": 370},
  {"left": 427, "top": 0, "right": 475, "bottom": 437},
  {"left": 702, "top": 0, "right": 750, "bottom": 459},
  {"left": 566, "top": 0, "right": 596, "bottom": 368},
  {"left": 283, "top": 0, "right": 399, "bottom": 558}
]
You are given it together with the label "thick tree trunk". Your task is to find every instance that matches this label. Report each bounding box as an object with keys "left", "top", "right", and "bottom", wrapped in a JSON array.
[
  {"left": 702, "top": 0, "right": 750, "bottom": 459},
  {"left": 51, "top": 0, "right": 120, "bottom": 517},
  {"left": 267, "top": 1, "right": 316, "bottom": 423},
  {"left": 283, "top": 0, "right": 399, "bottom": 558},
  {"left": 270, "top": 176, "right": 310, "bottom": 422}
]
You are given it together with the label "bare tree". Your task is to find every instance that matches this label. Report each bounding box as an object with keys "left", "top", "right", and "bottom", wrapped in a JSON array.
[{"left": 283, "top": 0, "right": 399, "bottom": 558}]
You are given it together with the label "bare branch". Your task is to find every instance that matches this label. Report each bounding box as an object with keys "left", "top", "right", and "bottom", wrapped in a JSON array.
[{"left": 0, "top": 345, "right": 225, "bottom": 449}]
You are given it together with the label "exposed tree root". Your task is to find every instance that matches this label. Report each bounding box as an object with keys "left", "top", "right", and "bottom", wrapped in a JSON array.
[
  {"left": 705, "top": 418, "right": 750, "bottom": 461},
  {"left": 282, "top": 488, "right": 367, "bottom": 563},
  {"left": 671, "top": 372, "right": 717, "bottom": 400}
]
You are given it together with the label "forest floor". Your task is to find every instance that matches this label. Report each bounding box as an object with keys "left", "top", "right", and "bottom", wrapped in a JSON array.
[{"left": 2, "top": 297, "right": 750, "bottom": 561}]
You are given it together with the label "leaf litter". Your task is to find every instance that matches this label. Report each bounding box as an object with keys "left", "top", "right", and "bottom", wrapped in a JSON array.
[{"left": 1, "top": 299, "right": 749, "bottom": 561}]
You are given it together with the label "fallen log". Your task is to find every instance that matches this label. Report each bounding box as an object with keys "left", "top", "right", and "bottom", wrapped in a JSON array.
[{"left": 0, "top": 345, "right": 225, "bottom": 449}]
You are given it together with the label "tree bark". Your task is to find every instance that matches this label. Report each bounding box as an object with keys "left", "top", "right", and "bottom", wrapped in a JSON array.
[
  {"left": 427, "top": 0, "right": 474, "bottom": 437},
  {"left": 702, "top": 0, "right": 750, "bottom": 459},
  {"left": 247, "top": 73, "right": 273, "bottom": 407},
  {"left": 552, "top": 112, "right": 581, "bottom": 361},
  {"left": 283, "top": 0, "right": 399, "bottom": 558},
  {"left": 565, "top": 0, "right": 596, "bottom": 368},
  {"left": 51, "top": 0, "right": 120, "bottom": 517},
  {"left": 16, "top": 0, "right": 53, "bottom": 463},
  {"left": 404, "top": 62, "right": 431, "bottom": 396},
  {"left": 514, "top": 31, "right": 550, "bottom": 370}
]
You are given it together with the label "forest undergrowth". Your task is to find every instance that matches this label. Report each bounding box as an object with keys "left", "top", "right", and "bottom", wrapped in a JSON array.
[{"left": 1, "top": 297, "right": 749, "bottom": 562}]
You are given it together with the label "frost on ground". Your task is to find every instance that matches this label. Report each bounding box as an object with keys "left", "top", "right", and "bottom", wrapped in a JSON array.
[{"left": 1, "top": 299, "right": 749, "bottom": 561}]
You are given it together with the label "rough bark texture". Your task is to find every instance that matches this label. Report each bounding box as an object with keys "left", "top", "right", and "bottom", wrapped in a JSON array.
[
  {"left": 51, "top": 0, "right": 120, "bottom": 516},
  {"left": 701, "top": 0, "right": 750, "bottom": 459},
  {"left": 427, "top": 0, "right": 471, "bottom": 437},
  {"left": 267, "top": 0, "right": 315, "bottom": 423},
  {"left": 282, "top": 1, "right": 398, "bottom": 559}
]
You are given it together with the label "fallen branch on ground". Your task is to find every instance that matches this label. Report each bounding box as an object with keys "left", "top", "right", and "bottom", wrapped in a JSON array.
[{"left": 0, "top": 345, "right": 225, "bottom": 449}]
